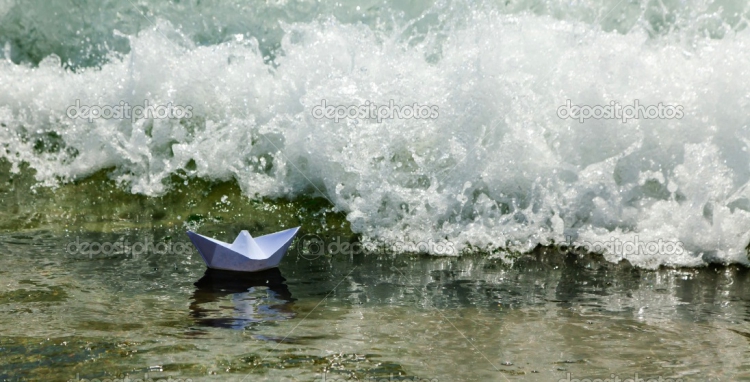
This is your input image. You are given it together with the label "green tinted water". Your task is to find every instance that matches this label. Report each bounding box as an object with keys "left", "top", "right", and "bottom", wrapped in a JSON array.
[{"left": 3, "top": 165, "right": 750, "bottom": 381}]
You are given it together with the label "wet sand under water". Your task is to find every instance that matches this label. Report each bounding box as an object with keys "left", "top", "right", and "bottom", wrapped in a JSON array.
[{"left": 2, "top": 227, "right": 750, "bottom": 381}]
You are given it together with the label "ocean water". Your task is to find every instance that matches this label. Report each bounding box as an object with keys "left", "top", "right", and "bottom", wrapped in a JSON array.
[
  {"left": 5, "top": 1, "right": 750, "bottom": 381},
  {"left": 3, "top": 0, "right": 750, "bottom": 268}
]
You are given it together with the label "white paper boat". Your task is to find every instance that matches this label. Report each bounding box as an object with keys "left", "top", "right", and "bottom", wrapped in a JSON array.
[{"left": 187, "top": 227, "right": 300, "bottom": 272}]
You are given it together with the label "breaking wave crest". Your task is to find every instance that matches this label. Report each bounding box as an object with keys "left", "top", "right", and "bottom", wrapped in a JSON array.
[{"left": 2, "top": 0, "right": 750, "bottom": 268}]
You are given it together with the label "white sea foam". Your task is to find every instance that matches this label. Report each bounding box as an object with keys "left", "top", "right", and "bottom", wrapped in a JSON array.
[{"left": 1, "top": 1, "right": 750, "bottom": 268}]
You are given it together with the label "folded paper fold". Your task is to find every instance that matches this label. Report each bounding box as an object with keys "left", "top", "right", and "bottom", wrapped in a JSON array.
[{"left": 187, "top": 227, "right": 300, "bottom": 272}]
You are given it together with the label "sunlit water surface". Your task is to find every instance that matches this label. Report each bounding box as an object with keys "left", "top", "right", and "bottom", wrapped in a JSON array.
[{"left": 3, "top": 227, "right": 750, "bottom": 381}]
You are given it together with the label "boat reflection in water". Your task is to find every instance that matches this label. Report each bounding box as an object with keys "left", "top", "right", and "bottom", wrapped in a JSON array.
[{"left": 189, "top": 268, "right": 295, "bottom": 330}]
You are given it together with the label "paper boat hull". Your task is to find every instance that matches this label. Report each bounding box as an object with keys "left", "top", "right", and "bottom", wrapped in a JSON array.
[{"left": 187, "top": 227, "right": 299, "bottom": 272}]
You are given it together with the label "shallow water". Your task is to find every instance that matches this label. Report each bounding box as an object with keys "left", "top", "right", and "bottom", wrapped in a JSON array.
[
  {"left": 3, "top": 220, "right": 750, "bottom": 381},
  {"left": 1, "top": 172, "right": 750, "bottom": 381}
]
